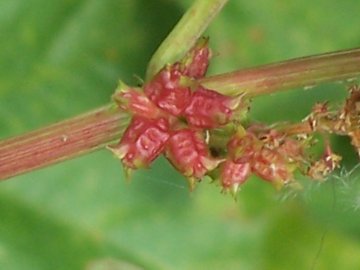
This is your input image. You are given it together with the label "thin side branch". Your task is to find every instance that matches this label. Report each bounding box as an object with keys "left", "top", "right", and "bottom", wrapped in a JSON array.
[
  {"left": 146, "top": 0, "right": 228, "bottom": 79},
  {"left": 201, "top": 47, "right": 360, "bottom": 96}
]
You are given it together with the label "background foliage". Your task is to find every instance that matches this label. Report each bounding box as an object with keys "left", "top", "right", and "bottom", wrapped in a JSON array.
[{"left": 1, "top": 1, "right": 360, "bottom": 269}]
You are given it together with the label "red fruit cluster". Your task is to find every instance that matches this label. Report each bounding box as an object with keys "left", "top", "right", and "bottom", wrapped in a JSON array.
[
  {"left": 109, "top": 38, "right": 244, "bottom": 189},
  {"left": 220, "top": 123, "right": 342, "bottom": 194},
  {"left": 109, "top": 37, "right": 342, "bottom": 197},
  {"left": 219, "top": 127, "right": 297, "bottom": 193}
]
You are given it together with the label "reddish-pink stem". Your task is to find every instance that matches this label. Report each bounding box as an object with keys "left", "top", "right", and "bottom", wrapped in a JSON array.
[
  {"left": 201, "top": 47, "right": 360, "bottom": 96},
  {"left": 0, "top": 105, "right": 128, "bottom": 180}
]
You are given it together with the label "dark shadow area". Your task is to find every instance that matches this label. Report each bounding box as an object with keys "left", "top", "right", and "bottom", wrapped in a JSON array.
[{"left": 128, "top": 0, "right": 184, "bottom": 80}]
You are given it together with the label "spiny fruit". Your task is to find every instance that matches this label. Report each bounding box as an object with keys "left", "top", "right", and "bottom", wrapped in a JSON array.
[
  {"left": 165, "top": 129, "right": 222, "bottom": 189},
  {"left": 227, "top": 127, "right": 261, "bottom": 163},
  {"left": 113, "top": 83, "right": 163, "bottom": 119},
  {"left": 184, "top": 86, "right": 244, "bottom": 128},
  {"left": 108, "top": 116, "right": 170, "bottom": 170},
  {"left": 219, "top": 159, "right": 251, "bottom": 195},
  {"left": 143, "top": 37, "right": 211, "bottom": 117},
  {"left": 251, "top": 147, "right": 294, "bottom": 188},
  {"left": 179, "top": 36, "right": 211, "bottom": 79},
  {"left": 144, "top": 66, "right": 192, "bottom": 116}
]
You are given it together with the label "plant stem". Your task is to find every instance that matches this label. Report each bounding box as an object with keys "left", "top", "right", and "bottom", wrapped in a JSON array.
[
  {"left": 0, "top": 105, "right": 128, "bottom": 180},
  {"left": 201, "top": 47, "right": 360, "bottom": 96},
  {"left": 146, "top": 0, "right": 228, "bottom": 80},
  {"left": 1, "top": 47, "right": 360, "bottom": 180}
]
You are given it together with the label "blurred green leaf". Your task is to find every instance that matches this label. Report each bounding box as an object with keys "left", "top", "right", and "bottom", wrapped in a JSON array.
[{"left": 1, "top": 1, "right": 360, "bottom": 269}]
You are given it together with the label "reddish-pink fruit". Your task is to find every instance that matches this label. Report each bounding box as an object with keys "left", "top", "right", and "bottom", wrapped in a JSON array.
[
  {"left": 144, "top": 66, "right": 192, "bottom": 116},
  {"left": 113, "top": 87, "right": 163, "bottom": 119},
  {"left": 108, "top": 116, "right": 170, "bottom": 169},
  {"left": 184, "top": 86, "right": 242, "bottom": 128},
  {"left": 227, "top": 128, "right": 261, "bottom": 163},
  {"left": 251, "top": 148, "right": 293, "bottom": 187},
  {"left": 220, "top": 159, "right": 251, "bottom": 194},
  {"left": 180, "top": 37, "right": 211, "bottom": 79},
  {"left": 165, "top": 129, "right": 222, "bottom": 180}
]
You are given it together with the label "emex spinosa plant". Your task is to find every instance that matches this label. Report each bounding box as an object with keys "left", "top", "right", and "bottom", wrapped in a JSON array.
[
  {"left": 1, "top": 0, "right": 360, "bottom": 200},
  {"left": 108, "top": 38, "right": 360, "bottom": 197}
]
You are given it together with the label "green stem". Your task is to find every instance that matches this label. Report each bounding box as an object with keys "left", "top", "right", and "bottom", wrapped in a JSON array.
[
  {"left": 146, "top": 0, "right": 228, "bottom": 80},
  {"left": 201, "top": 47, "right": 360, "bottom": 96}
]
